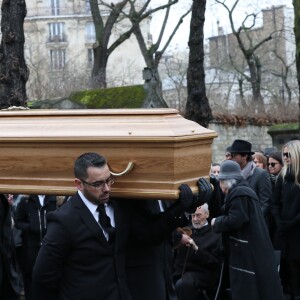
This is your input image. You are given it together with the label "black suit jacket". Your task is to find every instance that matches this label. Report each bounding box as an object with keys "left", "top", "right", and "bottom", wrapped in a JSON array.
[
  {"left": 124, "top": 199, "right": 188, "bottom": 300},
  {"left": 32, "top": 193, "right": 132, "bottom": 300}
]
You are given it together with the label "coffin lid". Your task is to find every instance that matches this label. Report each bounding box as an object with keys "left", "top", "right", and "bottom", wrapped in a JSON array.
[{"left": 0, "top": 108, "right": 216, "bottom": 142}]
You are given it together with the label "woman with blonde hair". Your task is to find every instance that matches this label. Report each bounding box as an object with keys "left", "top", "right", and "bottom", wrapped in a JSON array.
[{"left": 273, "top": 140, "right": 300, "bottom": 299}]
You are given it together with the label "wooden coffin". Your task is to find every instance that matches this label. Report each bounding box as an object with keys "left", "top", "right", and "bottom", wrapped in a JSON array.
[{"left": 0, "top": 108, "right": 217, "bottom": 200}]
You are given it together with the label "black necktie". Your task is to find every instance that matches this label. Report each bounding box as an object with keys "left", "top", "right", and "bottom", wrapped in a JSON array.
[{"left": 97, "top": 204, "right": 115, "bottom": 243}]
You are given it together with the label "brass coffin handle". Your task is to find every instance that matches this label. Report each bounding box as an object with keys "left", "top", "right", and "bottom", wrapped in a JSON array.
[{"left": 109, "top": 161, "right": 135, "bottom": 177}]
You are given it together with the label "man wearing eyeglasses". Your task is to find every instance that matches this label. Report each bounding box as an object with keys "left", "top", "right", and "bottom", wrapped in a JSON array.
[{"left": 32, "top": 152, "right": 196, "bottom": 300}]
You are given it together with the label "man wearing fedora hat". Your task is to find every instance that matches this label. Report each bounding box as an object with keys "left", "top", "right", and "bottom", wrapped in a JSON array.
[{"left": 226, "top": 139, "right": 272, "bottom": 219}]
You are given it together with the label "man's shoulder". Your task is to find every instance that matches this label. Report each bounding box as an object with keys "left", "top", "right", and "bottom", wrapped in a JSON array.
[{"left": 253, "top": 166, "right": 269, "bottom": 177}]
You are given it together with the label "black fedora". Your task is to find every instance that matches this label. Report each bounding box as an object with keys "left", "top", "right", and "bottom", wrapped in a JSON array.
[{"left": 227, "top": 139, "right": 254, "bottom": 155}]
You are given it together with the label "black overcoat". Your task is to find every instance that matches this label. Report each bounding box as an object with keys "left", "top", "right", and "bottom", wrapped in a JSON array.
[
  {"left": 213, "top": 181, "right": 283, "bottom": 300},
  {"left": 273, "top": 173, "right": 300, "bottom": 260},
  {"left": 14, "top": 195, "right": 57, "bottom": 274},
  {"left": 173, "top": 224, "right": 223, "bottom": 289}
]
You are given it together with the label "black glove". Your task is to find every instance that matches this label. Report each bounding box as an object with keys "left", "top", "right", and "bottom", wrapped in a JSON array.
[
  {"left": 197, "top": 178, "right": 213, "bottom": 204},
  {"left": 209, "top": 174, "right": 218, "bottom": 187},
  {"left": 178, "top": 184, "right": 194, "bottom": 210},
  {"left": 166, "top": 184, "right": 194, "bottom": 219}
]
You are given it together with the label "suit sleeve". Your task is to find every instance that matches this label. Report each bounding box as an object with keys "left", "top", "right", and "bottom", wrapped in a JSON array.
[
  {"left": 32, "top": 212, "right": 72, "bottom": 300},
  {"left": 256, "top": 169, "right": 272, "bottom": 216},
  {"left": 122, "top": 200, "right": 188, "bottom": 245},
  {"left": 271, "top": 175, "right": 283, "bottom": 227}
]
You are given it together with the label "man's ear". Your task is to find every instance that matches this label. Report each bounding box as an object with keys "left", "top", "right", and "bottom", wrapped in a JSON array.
[{"left": 75, "top": 178, "right": 84, "bottom": 191}]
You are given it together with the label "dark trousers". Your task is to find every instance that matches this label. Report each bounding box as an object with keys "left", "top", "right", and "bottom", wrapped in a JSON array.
[
  {"left": 175, "top": 273, "right": 215, "bottom": 300},
  {"left": 0, "top": 271, "right": 20, "bottom": 300}
]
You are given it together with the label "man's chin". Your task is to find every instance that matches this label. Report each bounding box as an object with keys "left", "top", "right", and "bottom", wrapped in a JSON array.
[
  {"left": 101, "top": 197, "right": 110, "bottom": 203},
  {"left": 193, "top": 224, "right": 203, "bottom": 229}
]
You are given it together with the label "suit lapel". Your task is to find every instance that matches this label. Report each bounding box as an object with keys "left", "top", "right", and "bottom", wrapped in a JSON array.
[{"left": 72, "top": 194, "right": 111, "bottom": 248}]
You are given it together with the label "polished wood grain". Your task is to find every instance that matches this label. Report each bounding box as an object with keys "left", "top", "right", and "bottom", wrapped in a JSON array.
[{"left": 0, "top": 109, "right": 217, "bottom": 199}]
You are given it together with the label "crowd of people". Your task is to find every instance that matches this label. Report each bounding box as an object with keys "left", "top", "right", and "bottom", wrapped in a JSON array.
[{"left": 0, "top": 139, "right": 299, "bottom": 300}]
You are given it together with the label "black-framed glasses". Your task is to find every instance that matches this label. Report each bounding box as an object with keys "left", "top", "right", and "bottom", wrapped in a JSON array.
[
  {"left": 283, "top": 152, "right": 291, "bottom": 158},
  {"left": 267, "top": 162, "right": 279, "bottom": 168},
  {"left": 80, "top": 175, "right": 115, "bottom": 190}
]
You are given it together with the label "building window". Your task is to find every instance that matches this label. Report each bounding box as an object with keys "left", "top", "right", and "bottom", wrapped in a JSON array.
[
  {"left": 48, "top": 23, "right": 65, "bottom": 42},
  {"left": 85, "top": 22, "right": 95, "bottom": 43},
  {"left": 88, "top": 48, "right": 94, "bottom": 67},
  {"left": 85, "top": 0, "right": 91, "bottom": 14},
  {"left": 50, "top": 49, "right": 66, "bottom": 71},
  {"left": 51, "top": 0, "right": 60, "bottom": 15}
]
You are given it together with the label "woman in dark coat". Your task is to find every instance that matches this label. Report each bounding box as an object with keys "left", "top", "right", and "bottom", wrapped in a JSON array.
[
  {"left": 212, "top": 160, "right": 283, "bottom": 300},
  {"left": 267, "top": 151, "right": 283, "bottom": 245},
  {"left": 273, "top": 140, "right": 300, "bottom": 299}
]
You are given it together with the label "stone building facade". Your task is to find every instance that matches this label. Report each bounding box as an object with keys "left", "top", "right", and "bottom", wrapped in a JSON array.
[
  {"left": 23, "top": 0, "right": 151, "bottom": 100},
  {"left": 206, "top": 5, "right": 297, "bottom": 110},
  {"left": 209, "top": 122, "right": 273, "bottom": 163}
]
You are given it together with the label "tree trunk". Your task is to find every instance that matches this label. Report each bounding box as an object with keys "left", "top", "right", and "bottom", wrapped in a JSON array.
[
  {"left": 248, "top": 55, "right": 264, "bottom": 113},
  {"left": 185, "top": 0, "right": 212, "bottom": 128},
  {"left": 0, "top": 0, "right": 28, "bottom": 108},
  {"left": 293, "top": 0, "right": 300, "bottom": 137},
  {"left": 134, "top": 26, "right": 167, "bottom": 108},
  {"left": 91, "top": 44, "right": 108, "bottom": 89},
  {"left": 238, "top": 78, "right": 248, "bottom": 109}
]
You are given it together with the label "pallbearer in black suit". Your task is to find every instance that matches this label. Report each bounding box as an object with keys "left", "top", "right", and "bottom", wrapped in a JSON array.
[
  {"left": 32, "top": 152, "right": 133, "bottom": 300},
  {"left": 32, "top": 152, "right": 195, "bottom": 300}
]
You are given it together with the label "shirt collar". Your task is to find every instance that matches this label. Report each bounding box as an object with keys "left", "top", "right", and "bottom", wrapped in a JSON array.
[{"left": 78, "top": 190, "right": 98, "bottom": 215}]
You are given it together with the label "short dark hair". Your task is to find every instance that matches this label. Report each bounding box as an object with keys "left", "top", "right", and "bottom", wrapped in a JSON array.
[
  {"left": 268, "top": 151, "right": 283, "bottom": 165},
  {"left": 74, "top": 152, "right": 107, "bottom": 179}
]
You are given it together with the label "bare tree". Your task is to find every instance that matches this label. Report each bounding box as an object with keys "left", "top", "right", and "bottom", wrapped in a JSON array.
[
  {"left": 25, "top": 38, "right": 92, "bottom": 100},
  {"left": 89, "top": 0, "right": 185, "bottom": 90},
  {"left": 160, "top": 52, "right": 188, "bottom": 112},
  {"left": 293, "top": 0, "right": 300, "bottom": 136},
  {"left": 125, "top": 0, "right": 191, "bottom": 105},
  {"left": 215, "top": 0, "right": 278, "bottom": 113},
  {"left": 185, "top": 0, "right": 212, "bottom": 128},
  {"left": 270, "top": 51, "right": 295, "bottom": 105},
  {"left": 0, "top": 0, "right": 28, "bottom": 108}
]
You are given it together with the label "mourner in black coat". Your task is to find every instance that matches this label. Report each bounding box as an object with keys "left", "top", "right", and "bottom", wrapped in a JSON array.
[
  {"left": 0, "top": 194, "right": 21, "bottom": 300},
  {"left": 227, "top": 139, "right": 272, "bottom": 218},
  {"left": 212, "top": 160, "right": 283, "bottom": 300},
  {"left": 173, "top": 204, "right": 223, "bottom": 300},
  {"left": 273, "top": 140, "right": 300, "bottom": 298},
  {"left": 14, "top": 194, "right": 57, "bottom": 300}
]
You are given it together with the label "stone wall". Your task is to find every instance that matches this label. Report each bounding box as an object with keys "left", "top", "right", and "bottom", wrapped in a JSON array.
[{"left": 208, "top": 122, "right": 273, "bottom": 164}]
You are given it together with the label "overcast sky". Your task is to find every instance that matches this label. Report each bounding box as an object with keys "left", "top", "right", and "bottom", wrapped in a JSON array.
[{"left": 151, "top": 0, "right": 293, "bottom": 51}]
